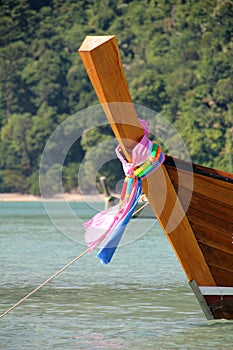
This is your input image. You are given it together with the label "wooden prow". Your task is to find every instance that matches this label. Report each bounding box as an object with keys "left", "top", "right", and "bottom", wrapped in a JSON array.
[{"left": 78, "top": 35, "right": 216, "bottom": 287}]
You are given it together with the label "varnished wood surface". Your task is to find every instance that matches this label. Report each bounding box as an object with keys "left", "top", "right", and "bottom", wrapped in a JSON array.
[
  {"left": 191, "top": 224, "right": 232, "bottom": 254},
  {"left": 167, "top": 168, "right": 233, "bottom": 206},
  {"left": 79, "top": 35, "right": 144, "bottom": 159},
  {"left": 164, "top": 158, "right": 233, "bottom": 287},
  {"left": 165, "top": 155, "right": 233, "bottom": 183},
  {"left": 207, "top": 267, "right": 233, "bottom": 287},
  {"left": 78, "top": 35, "right": 215, "bottom": 286},
  {"left": 200, "top": 245, "right": 233, "bottom": 277}
]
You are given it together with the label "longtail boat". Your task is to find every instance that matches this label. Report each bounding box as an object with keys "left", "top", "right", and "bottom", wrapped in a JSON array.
[{"left": 78, "top": 35, "right": 233, "bottom": 320}]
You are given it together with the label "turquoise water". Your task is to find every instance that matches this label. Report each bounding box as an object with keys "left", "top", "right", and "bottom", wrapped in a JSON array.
[{"left": 0, "top": 202, "right": 232, "bottom": 349}]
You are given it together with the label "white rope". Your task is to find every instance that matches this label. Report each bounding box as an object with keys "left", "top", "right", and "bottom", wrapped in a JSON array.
[
  {"left": 0, "top": 248, "right": 89, "bottom": 319},
  {"left": 132, "top": 201, "right": 149, "bottom": 217},
  {"left": 0, "top": 202, "right": 150, "bottom": 319}
]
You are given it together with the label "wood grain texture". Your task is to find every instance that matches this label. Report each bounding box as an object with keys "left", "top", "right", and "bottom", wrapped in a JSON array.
[
  {"left": 78, "top": 35, "right": 216, "bottom": 286},
  {"left": 164, "top": 159, "right": 233, "bottom": 287},
  {"left": 200, "top": 244, "right": 233, "bottom": 276},
  {"left": 187, "top": 208, "right": 232, "bottom": 237},
  {"left": 166, "top": 164, "right": 233, "bottom": 206},
  {"left": 79, "top": 36, "right": 144, "bottom": 159},
  {"left": 196, "top": 228, "right": 233, "bottom": 286},
  {"left": 191, "top": 223, "right": 233, "bottom": 254},
  {"left": 207, "top": 267, "right": 233, "bottom": 287}
]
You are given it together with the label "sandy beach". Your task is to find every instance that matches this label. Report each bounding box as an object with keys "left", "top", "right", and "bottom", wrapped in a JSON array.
[{"left": 0, "top": 192, "right": 105, "bottom": 202}]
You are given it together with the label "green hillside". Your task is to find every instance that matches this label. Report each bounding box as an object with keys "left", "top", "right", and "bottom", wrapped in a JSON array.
[{"left": 0, "top": 0, "right": 232, "bottom": 194}]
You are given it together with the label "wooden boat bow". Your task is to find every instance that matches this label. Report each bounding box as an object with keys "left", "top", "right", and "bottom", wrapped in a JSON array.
[{"left": 78, "top": 35, "right": 233, "bottom": 320}]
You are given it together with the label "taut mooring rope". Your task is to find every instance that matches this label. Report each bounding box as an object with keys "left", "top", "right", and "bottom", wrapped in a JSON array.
[
  {"left": 0, "top": 201, "right": 151, "bottom": 319},
  {"left": 132, "top": 201, "right": 149, "bottom": 217},
  {"left": 0, "top": 247, "right": 89, "bottom": 319}
]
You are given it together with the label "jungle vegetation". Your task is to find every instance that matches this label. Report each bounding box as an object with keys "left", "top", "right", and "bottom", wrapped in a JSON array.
[{"left": 0, "top": 0, "right": 232, "bottom": 194}]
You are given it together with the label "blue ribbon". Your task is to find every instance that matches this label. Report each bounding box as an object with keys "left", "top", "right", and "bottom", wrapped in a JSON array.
[{"left": 97, "top": 179, "right": 142, "bottom": 264}]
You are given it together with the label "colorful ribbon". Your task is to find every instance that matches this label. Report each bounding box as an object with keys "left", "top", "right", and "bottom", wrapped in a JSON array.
[{"left": 84, "top": 119, "right": 165, "bottom": 264}]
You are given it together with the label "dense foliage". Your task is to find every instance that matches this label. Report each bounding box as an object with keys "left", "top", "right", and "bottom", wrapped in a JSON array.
[{"left": 0, "top": 0, "right": 232, "bottom": 194}]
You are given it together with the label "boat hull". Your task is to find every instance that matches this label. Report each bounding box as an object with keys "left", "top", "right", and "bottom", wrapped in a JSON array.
[
  {"left": 79, "top": 35, "right": 233, "bottom": 320},
  {"left": 205, "top": 295, "right": 233, "bottom": 319},
  {"left": 165, "top": 157, "right": 233, "bottom": 319}
]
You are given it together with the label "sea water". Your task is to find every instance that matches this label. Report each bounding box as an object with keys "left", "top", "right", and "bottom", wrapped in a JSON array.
[{"left": 0, "top": 202, "right": 232, "bottom": 350}]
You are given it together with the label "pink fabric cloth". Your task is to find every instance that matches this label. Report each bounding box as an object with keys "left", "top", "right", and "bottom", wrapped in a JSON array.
[
  {"left": 84, "top": 119, "right": 152, "bottom": 251},
  {"left": 84, "top": 205, "right": 119, "bottom": 251},
  {"left": 84, "top": 177, "right": 139, "bottom": 251},
  {"left": 115, "top": 134, "right": 152, "bottom": 175}
]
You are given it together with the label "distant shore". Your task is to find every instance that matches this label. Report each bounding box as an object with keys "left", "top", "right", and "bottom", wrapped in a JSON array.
[{"left": 0, "top": 192, "right": 105, "bottom": 202}]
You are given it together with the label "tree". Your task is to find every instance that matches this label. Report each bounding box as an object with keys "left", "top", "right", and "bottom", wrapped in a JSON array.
[{"left": 0, "top": 0, "right": 232, "bottom": 195}]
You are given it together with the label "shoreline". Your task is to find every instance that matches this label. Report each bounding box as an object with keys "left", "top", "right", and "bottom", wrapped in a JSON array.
[{"left": 0, "top": 192, "right": 106, "bottom": 202}]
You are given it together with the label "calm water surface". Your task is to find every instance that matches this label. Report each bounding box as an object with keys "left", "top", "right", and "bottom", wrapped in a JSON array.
[{"left": 0, "top": 202, "right": 232, "bottom": 349}]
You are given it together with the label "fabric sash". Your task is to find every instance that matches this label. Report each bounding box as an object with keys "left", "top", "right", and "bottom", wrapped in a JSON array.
[{"left": 84, "top": 119, "right": 165, "bottom": 264}]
